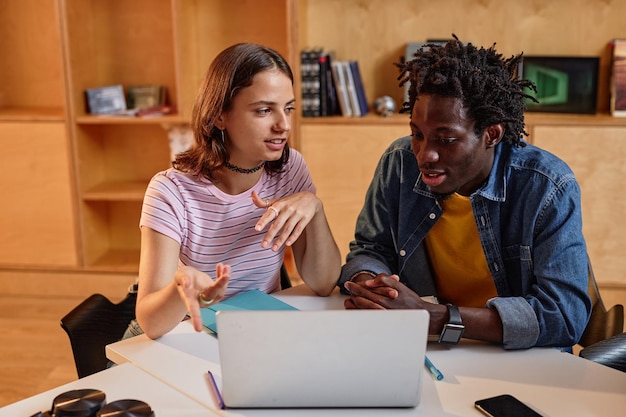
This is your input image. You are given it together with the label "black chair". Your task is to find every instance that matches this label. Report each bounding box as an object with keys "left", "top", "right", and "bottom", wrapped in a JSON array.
[
  {"left": 579, "top": 332, "right": 626, "bottom": 372},
  {"left": 60, "top": 288, "right": 137, "bottom": 378},
  {"left": 61, "top": 264, "right": 290, "bottom": 378},
  {"left": 280, "top": 263, "right": 292, "bottom": 289},
  {"left": 576, "top": 256, "right": 625, "bottom": 372},
  {"left": 577, "top": 258, "right": 624, "bottom": 348}
]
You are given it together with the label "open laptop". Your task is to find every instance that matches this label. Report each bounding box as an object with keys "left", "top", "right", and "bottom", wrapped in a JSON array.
[{"left": 215, "top": 309, "right": 429, "bottom": 408}]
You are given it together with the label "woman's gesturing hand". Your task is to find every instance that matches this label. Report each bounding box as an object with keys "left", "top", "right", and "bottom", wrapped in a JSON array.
[
  {"left": 251, "top": 190, "right": 321, "bottom": 251},
  {"left": 174, "top": 263, "right": 231, "bottom": 332}
]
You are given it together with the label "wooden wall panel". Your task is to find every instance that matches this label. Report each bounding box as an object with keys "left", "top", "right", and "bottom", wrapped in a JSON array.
[
  {"left": 301, "top": 122, "right": 410, "bottom": 260},
  {"left": 0, "top": 122, "right": 78, "bottom": 266},
  {"left": 532, "top": 126, "right": 626, "bottom": 288}
]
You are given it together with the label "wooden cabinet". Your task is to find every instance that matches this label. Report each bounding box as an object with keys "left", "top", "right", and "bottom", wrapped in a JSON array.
[
  {"left": 0, "top": 0, "right": 77, "bottom": 267},
  {"left": 0, "top": 122, "right": 77, "bottom": 267},
  {"left": 0, "top": 0, "right": 298, "bottom": 273},
  {"left": 57, "top": 0, "right": 297, "bottom": 271},
  {"left": 1, "top": 0, "right": 626, "bottom": 310}
]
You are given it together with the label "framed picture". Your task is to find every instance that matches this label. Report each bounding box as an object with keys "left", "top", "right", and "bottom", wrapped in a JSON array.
[
  {"left": 518, "top": 56, "right": 599, "bottom": 114},
  {"left": 84, "top": 85, "right": 127, "bottom": 115}
]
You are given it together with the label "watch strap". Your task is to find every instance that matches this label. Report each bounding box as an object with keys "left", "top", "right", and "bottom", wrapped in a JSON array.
[
  {"left": 438, "top": 304, "right": 464, "bottom": 345},
  {"left": 446, "top": 303, "right": 462, "bottom": 325}
]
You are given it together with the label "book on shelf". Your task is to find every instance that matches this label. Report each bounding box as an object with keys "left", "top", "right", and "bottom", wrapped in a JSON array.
[
  {"left": 330, "top": 60, "right": 352, "bottom": 117},
  {"left": 610, "top": 39, "right": 626, "bottom": 117},
  {"left": 318, "top": 52, "right": 340, "bottom": 116},
  {"left": 300, "top": 48, "right": 322, "bottom": 117},
  {"left": 126, "top": 85, "right": 166, "bottom": 110},
  {"left": 300, "top": 49, "right": 313, "bottom": 117},
  {"left": 342, "top": 61, "right": 361, "bottom": 117},
  {"left": 136, "top": 104, "right": 175, "bottom": 118},
  {"left": 301, "top": 48, "right": 341, "bottom": 118},
  {"left": 85, "top": 84, "right": 127, "bottom": 115},
  {"left": 348, "top": 60, "right": 369, "bottom": 116},
  {"left": 310, "top": 49, "right": 323, "bottom": 117},
  {"left": 318, "top": 53, "right": 330, "bottom": 116}
]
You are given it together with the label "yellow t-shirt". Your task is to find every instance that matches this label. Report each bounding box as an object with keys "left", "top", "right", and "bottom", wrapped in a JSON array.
[{"left": 424, "top": 193, "right": 497, "bottom": 307}]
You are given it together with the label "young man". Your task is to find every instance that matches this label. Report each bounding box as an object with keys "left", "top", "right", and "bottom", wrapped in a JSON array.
[{"left": 340, "top": 37, "right": 591, "bottom": 350}]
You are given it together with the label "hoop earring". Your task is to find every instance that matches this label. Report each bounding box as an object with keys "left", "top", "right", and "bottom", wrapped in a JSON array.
[{"left": 220, "top": 129, "right": 225, "bottom": 143}]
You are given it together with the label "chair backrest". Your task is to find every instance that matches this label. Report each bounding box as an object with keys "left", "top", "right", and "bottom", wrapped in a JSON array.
[
  {"left": 280, "top": 263, "right": 291, "bottom": 289},
  {"left": 60, "top": 267, "right": 288, "bottom": 378},
  {"left": 579, "top": 331, "right": 626, "bottom": 372},
  {"left": 60, "top": 291, "right": 137, "bottom": 378},
  {"left": 578, "top": 258, "right": 624, "bottom": 348}
]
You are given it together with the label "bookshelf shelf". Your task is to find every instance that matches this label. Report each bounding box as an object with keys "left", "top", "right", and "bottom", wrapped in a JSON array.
[
  {"left": 0, "top": 107, "right": 65, "bottom": 122},
  {"left": 300, "top": 112, "right": 626, "bottom": 128},
  {"left": 75, "top": 114, "right": 189, "bottom": 125},
  {"left": 87, "top": 249, "right": 141, "bottom": 273},
  {"left": 83, "top": 181, "right": 149, "bottom": 202},
  {"left": 301, "top": 113, "right": 409, "bottom": 126},
  {"left": 525, "top": 113, "right": 626, "bottom": 127}
]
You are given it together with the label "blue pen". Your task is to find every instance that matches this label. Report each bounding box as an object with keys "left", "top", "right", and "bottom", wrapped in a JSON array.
[
  {"left": 207, "top": 370, "right": 225, "bottom": 409},
  {"left": 425, "top": 355, "right": 444, "bottom": 381}
]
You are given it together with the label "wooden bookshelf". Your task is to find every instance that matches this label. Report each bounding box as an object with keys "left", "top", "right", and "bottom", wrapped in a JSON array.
[
  {"left": 0, "top": 0, "right": 625, "bottom": 307},
  {"left": 61, "top": 0, "right": 296, "bottom": 272},
  {"left": 0, "top": 0, "right": 75, "bottom": 268},
  {"left": 296, "top": 0, "right": 626, "bottom": 301}
]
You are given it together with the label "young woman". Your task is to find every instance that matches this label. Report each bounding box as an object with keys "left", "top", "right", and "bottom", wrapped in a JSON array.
[{"left": 134, "top": 43, "right": 341, "bottom": 339}]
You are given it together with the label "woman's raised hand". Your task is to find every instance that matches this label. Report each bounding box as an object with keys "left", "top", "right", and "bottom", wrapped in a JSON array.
[
  {"left": 251, "top": 190, "right": 321, "bottom": 251},
  {"left": 174, "top": 263, "right": 231, "bottom": 332}
]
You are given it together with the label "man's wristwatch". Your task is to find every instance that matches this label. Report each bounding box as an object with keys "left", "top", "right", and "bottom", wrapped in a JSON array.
[{"left": 438, "top": 304, "right": 464, "bottom": 345}]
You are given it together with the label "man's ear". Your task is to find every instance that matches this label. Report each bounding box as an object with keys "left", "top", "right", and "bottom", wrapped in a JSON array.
[{"left": 485, "top": 123, "right": 505, "bottom": 148}]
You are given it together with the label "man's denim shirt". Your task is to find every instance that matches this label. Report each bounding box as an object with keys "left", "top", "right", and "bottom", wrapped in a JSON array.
[{"left": 339, "top": 136, "right": 591, "bottom": 350}]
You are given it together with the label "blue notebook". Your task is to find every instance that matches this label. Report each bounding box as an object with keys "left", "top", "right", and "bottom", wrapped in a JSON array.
[{"left": 200, "top": 289, "right": 297, "bottom": 334}]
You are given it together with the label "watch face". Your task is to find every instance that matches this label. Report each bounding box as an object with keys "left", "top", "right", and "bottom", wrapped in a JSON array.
[{"left": 439, "top": 324, "right": 464, "bottom": 344}]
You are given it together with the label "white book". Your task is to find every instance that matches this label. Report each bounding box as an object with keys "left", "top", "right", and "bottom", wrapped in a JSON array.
[
  {"left": 341, "top": 61, "right": 361, "bottom": 117},
  {"left": 330, "top": 61, "right": 352, "bottom": 117}
]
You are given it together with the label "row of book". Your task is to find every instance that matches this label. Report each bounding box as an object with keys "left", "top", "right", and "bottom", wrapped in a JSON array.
[{"left": 300, "top": 49, "right": 369, "bottom": 118}]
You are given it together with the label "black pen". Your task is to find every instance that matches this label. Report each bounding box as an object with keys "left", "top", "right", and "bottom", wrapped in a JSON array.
[{"left": 207, "top": 370, "right": 225, "bottom": 409}]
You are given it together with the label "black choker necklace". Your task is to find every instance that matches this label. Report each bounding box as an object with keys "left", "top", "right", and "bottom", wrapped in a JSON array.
[{"left": 225, "top": 161, "right": 265, "bottom": 174}]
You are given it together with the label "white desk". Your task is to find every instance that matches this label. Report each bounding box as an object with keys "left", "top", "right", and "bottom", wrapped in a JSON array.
[
  {"left": 0, "top": 363, "right": 220, "bottom": 417},
  {"left": 106, "top": 285, "right": 626, "bottom": 416}
]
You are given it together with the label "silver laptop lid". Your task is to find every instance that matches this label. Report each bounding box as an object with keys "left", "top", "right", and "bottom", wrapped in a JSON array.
[{"left": 216, "top": 309, "right": 429, "bottom": 408}]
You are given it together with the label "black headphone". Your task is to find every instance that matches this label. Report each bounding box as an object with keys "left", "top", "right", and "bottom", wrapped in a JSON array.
[{"left": 29, "top": 389, "right": 154, "bottom": 417}]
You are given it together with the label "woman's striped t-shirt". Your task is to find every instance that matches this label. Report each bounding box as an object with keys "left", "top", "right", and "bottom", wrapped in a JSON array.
[{"left": 140, "top": 149, "right": 315, "bottom": 299}]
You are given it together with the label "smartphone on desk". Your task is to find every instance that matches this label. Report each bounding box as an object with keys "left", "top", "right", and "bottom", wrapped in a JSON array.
[{"left": 475, "top": 394, "right": 543, "bottom": 417}]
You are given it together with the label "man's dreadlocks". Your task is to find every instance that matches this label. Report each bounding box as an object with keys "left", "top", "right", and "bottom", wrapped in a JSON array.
[{"left": 396, "top": 35, "right": 537, "bottom": 147}]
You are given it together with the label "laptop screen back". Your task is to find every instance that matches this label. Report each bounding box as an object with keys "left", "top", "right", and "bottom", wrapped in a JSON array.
[{"left": 216, "top": 309, "right": 429, "bottom": 408}]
